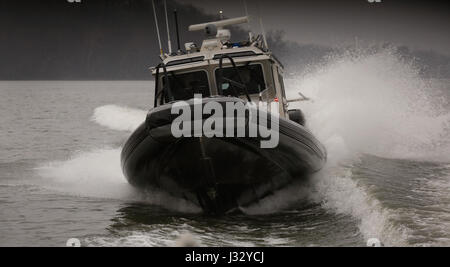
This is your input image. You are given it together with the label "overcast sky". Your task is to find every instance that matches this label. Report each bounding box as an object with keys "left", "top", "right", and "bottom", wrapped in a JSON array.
[{"left": 178, "top": 0, "right": 450, "bottom": 55}]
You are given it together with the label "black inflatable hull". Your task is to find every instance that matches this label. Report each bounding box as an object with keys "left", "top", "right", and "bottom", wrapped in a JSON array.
[{"left": 121, "top": 97, "right": 326, "bottom": 214}]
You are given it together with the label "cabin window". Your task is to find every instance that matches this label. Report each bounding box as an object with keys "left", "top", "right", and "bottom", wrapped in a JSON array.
[
  {"left": 215, "top": 64, "right": 266, "bottom": 96},
  {"left": 161, "top": 70, "right": 210, "bottom": 101}
]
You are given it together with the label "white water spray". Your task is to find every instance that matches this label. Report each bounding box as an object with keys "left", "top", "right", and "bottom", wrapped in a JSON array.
[
  {"left": 287, "top": 49, "right": 450, "bottom": 160},
  {"left": 285, "top": 48, "right": 450, "bottom": 246},
  {"left": 37, "top": 147, "right": 200, "bottom": 213},
  {"left": 91, "top": 104, "right": 147, "bottom": 132}
]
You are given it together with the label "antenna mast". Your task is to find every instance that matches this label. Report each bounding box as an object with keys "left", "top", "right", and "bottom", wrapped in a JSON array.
[
  {"left": 243, "top": 0, "right": 249, "bottom": 17},
  {"left": 163, "top": 0, "right": 172, "bottom": 55},
  {"left": 257, "top": 3, "right": 269, "bottom": 50},
  {"left": 151, "top": 0, "right": 163, "bottom": 57},
  {"left": 173, "top": 9, "right": 182, "bottom": 53},
  {"left": 259, "top": 17, "right": 269, "bottom": 50},
  {"left": 243, "top": 0, "right": 253, "bottom": 40}
]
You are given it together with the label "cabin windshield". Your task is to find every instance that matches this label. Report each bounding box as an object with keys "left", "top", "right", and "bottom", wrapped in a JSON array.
[
  {"left": 215, "top": 64, "right": 266, "bottom": 96},
  {"left": 162, "top": 70, "right": 210, "bottom": 101}
]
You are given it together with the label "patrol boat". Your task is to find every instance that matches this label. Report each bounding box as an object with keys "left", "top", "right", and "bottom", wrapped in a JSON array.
[{"left": 121, "top": 13, "right": 326, "bottom": 214}]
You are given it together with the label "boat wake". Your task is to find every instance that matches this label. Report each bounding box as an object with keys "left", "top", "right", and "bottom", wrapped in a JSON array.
[
  {"left": 285, "top": 48, "right": 450, "bottom": 246},
  {"left": 36, "top": 148, "right": 200, "bottom": 213}
]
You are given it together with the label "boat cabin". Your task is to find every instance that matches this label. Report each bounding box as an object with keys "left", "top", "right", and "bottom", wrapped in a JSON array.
[{"left": 151, "top": 16, "right": 289, "bottom": 117}]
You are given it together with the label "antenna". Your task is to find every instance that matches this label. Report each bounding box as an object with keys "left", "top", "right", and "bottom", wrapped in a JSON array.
[
  {"left": 173, "top": 9, "right": 182, "bottom": 53},
  {"left": 151, "top": 0, "right": 163, "bottom": 57},
  {"left": 243, "top": 0, "right": 249, "bottom": 17},
  {"left": 243, "top": 0, "right": 253, "bottom": 41},
  {"left": 257, "top": 3, "right": 269, "bottom": 50},
  {"left": 163, "top": 0, "right": 172, "bottom": 55},
  {"left": 259, "top": 17, "right": 268, "bottom": 50}
]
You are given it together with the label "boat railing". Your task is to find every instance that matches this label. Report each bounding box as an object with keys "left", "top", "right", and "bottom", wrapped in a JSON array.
[{"left": 153, "top": 62, "right": 174, "bottom": 107}]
